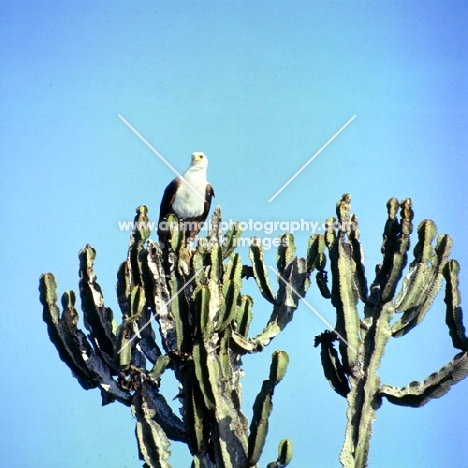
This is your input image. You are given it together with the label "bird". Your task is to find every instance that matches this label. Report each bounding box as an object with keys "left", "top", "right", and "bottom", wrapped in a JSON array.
[{"left": 158, "top": 152, "right": 215, "bottom": 243}]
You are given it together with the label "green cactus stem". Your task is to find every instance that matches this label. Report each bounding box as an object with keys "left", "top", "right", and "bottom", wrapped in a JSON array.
[
  {"left": 222, "top": 221, "right": 243, "bottom": 259},
  {"left": 39, "top": 272, "right": 131, "bottom": 404},
  {"left": 249, "top": 239, "right": 276, "bottom": 304},
  {"left": 132, "top": 377, "right": 173, "bottom": 468},
  {"left": 270, "top": 438, "right": 293, "bottom": 468},
  {"left": 444, "top": 259, "right": 468, "bottom": 350},
  {"left": 248, "top": 351, "right": 290, "bottom": 466},
  {"left": 379, "top": 351, "right": 468, "bottom": 407},
  {"left": 314, "top": 331, "right": 350, "bottom": 397},
  {"left": 307, "top": 234, "right": 331, "bottom": 299},
  {"left": 40, "top": 274, "right": 97, "bottom": 389},
  {"left": 78, "top": 244, "right": 117, "bottom": 364}
]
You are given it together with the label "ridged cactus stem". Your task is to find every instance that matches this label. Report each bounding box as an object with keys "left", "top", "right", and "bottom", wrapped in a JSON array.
[{"left": 248, "top": 350, "right": 290, "bottom": 466}]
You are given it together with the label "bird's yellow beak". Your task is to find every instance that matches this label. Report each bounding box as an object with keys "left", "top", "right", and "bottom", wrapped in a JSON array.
[{"left": 192, "top": 152, "right": 205, "bottom": 162}]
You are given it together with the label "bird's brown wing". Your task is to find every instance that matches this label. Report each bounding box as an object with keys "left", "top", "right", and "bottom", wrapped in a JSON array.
[
  {"left": 158, "top": 177, "right": 180, "bottom": 241},
  {"left": 203, "top": 184, "right": 215, "bottom": 222}
]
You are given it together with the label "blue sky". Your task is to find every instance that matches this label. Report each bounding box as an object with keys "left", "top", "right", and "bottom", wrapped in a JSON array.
[{"left": 1, "top": 1, "right": 467, "bottom": 467}]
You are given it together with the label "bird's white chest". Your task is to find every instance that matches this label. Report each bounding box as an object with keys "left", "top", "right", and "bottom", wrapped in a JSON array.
[{"left": 172, "top": 174, "right": 206, "bottom": 218}]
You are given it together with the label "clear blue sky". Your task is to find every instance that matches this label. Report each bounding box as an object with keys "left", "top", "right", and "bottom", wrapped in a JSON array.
[{"left": 1, "top": 1, "right": 467, "bottom": 467}]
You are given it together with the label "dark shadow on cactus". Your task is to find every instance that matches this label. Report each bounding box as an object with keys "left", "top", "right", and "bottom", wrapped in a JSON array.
[
  {"left": 311, "top": 194, "right": 468, "bottom": 468},
  {"left": 39, "top": 205, "right": 305, "bottom": 468}
]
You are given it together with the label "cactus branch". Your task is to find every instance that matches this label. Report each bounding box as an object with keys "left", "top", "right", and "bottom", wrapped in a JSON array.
[
  {"left": 248, "top": 351, "right": 290, "bottom": 466},
  {"left": 379, "top": 351, "right": 468, "bottom": 407}
]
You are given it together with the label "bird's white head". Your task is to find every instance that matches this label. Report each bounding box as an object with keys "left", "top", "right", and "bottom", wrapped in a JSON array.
[{"left": 190, "top": 152, "right": 208, "bottom": 170}]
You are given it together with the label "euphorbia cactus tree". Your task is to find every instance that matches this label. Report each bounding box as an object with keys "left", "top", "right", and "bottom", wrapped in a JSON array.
[
  {"left": 312, "top": 194, "right": 468, "bottom": 468},
  {"left": 39, "top": 205, "right": 303, "bottom": 468}
]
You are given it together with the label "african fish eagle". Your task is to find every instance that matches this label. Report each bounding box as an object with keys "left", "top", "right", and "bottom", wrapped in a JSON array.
[{"left": 158, "top": 152, "right": 215, "bottom": 242}]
